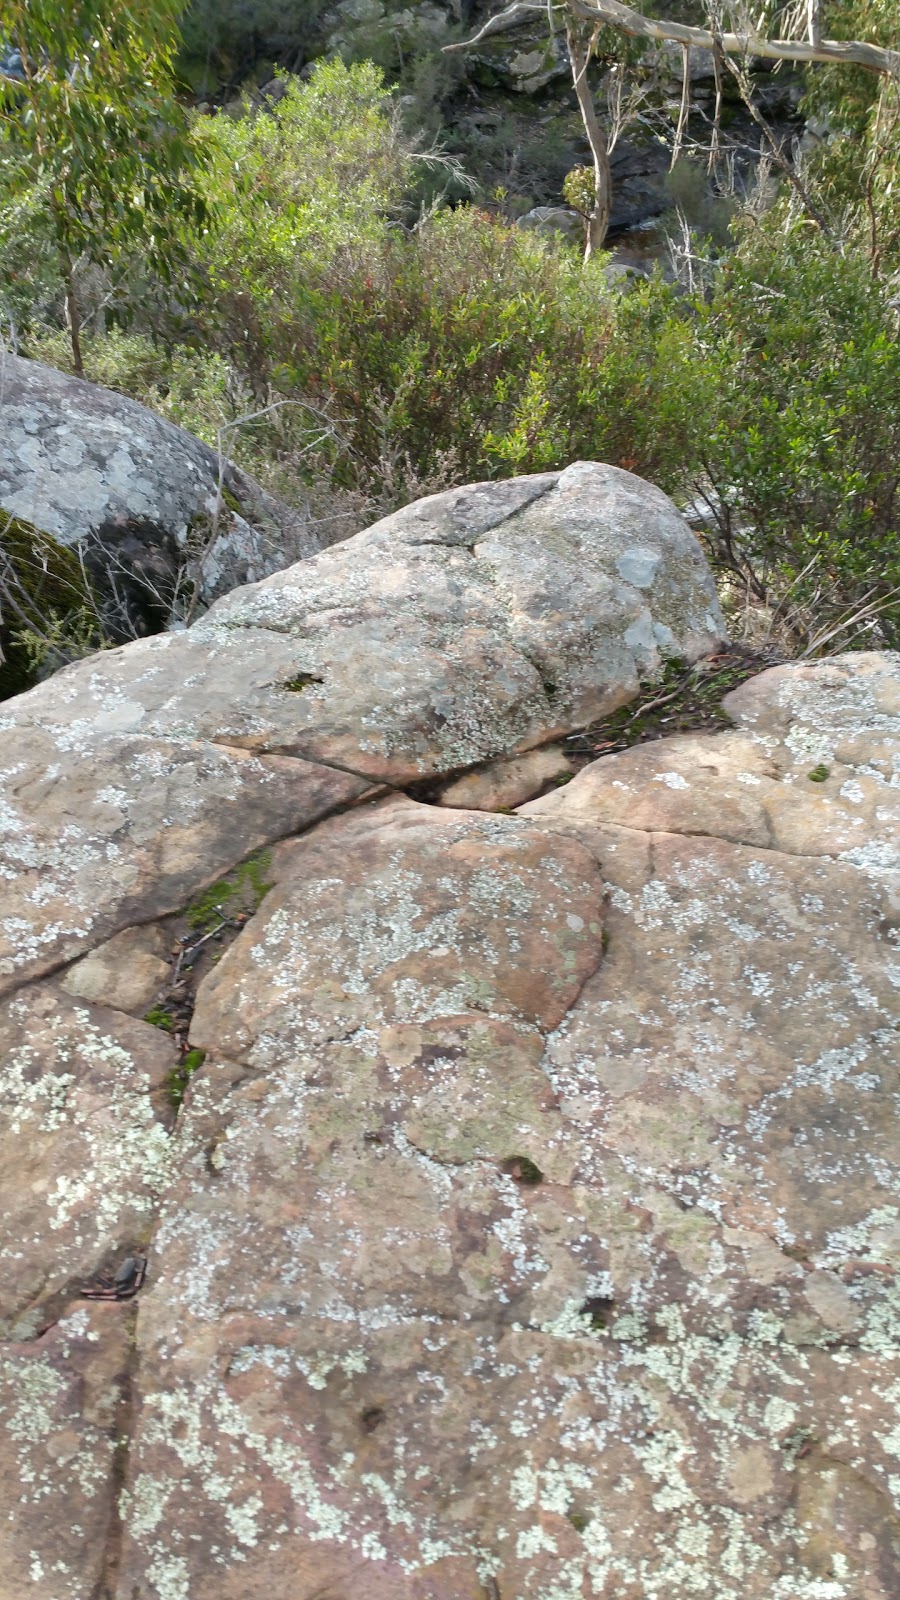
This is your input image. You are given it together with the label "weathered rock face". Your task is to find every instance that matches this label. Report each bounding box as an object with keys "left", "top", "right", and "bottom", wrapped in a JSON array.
[
  {"left": 0, "top": 461, "right": 722, "bottom": 990},
  {"left": 0, "top": 985, "right": 177, "bottom": 1340},
  {"left": 517, "top": 204, "right": 586, "bottom": 246},
  {"left": 1, "top": 468, "right": 897, "bottom": 1599},
  {"left": 0, "top": 353, "right": 318, "bottom": 618}
]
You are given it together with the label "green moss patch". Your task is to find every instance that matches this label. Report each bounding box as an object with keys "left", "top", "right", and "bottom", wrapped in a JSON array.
[
  {"left": 144, "top": 1005, "right": 174, "bottom": 1032},
  {"left": 167, "top": 1047, "right": 207, "bottom": 1110},
  {"left": 185, "top": 848, "right": 274, "bottom": 933}
]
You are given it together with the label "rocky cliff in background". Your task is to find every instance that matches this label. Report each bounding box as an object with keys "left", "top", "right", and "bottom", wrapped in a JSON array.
[{"left": 0, "top": 464, "right": 898, "bottom": 1599}]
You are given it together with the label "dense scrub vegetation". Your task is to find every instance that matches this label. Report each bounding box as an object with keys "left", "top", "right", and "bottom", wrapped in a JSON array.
[{"left": 2, "top": 2, "right": 899, "bottom": 669}]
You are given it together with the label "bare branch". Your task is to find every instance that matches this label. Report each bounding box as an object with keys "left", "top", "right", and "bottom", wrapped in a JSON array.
[
  {"left": 443, "top": 1, "right": 546, "bottom": 51},
  {"left": 567, "top": 0, "right": 900, "bottom": 76},
  {"left": 671, "top": 42, "right": 690, "bottom": 170},
  {"left": 718, "top": 46, "right": 835, "bottom": 239},
  {"left": 708, "top": 34, "right": 723, "bottom": 172},
  {"left": 446, "top": 0, "right": 900, "bottom": 78}
]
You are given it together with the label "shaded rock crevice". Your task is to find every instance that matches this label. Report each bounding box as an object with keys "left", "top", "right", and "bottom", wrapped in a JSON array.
[
  {"left": 89, "top": 1304, "right": 140, "bottom": 1600},
  {"left": 211, "top": 731, "right": 399, "bottom": 794}
]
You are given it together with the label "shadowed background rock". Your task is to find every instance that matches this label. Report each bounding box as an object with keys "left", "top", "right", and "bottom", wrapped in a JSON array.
[{"left": 0, "top": 354, "right": 326, "bottom": 693}]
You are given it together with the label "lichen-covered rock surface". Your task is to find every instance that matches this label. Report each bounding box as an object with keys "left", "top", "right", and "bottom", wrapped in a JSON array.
[
  {"left": 0, "top": 461, "right": 722, "bottom": 989},
  {"left": 0, "top": 352, "right": 317, "bottom": 605},
  {"left": 1, "top": 469, "right": 897, "bottom": 1599}
]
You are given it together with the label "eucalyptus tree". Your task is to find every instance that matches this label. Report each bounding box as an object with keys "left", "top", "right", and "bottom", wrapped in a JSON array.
[{"left": 0, "top": 1, "right": 211, "bottom": 374}]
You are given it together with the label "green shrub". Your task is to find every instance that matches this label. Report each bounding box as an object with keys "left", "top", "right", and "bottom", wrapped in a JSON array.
[
  {"left": 27, "top": 327, "right": 238, "bottom": 447},
  {"left": 13, "top": 50, "right": 898, "bottom": 660},
  {"left": 0, "top": 516, "right": 106, "bottom": 698},
  {"left": 694, "top": 226, "right": 900, "bottom": 647}
]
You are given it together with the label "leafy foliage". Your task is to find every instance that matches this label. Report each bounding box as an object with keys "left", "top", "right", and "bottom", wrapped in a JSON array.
[
  {"left": 0, "top": 0, "right": 213, "bottom": 366},
  {"left": 795, "top": 1, "right": 900, "bottom": 270},
  {"left": 196, "top": 59, "right": 410, "bottom": 364},
  {"left": 5, "top": 32, "right": 899, "bottom": 666},
  {"left": 132, "top": 67, "right": 704, "bottom": 497},
  {"left": 695, "top": 225, "right": 900, "bottom": 646}
]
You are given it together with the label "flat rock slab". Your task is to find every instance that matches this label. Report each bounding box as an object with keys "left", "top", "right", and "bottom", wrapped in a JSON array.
[
  {"left": 522, "top": 649, "right": 900, "bottom": 873},
  {"left": 0, "top": 726, "right": 371, "bottom": 992},
  {"left": 97, "top": 648, "right": 897, "bottom": 1599},
  {"left": 0, "top": 983, "right": 179, "bottom": 1338},
  {"left": 188, "top": 799, "right": 607, "bottom": 1059},
  {"left": 0, "top": 1304, "right": 131, "bottom": 1600},
  {"left": 60, "top": 923, "right": 173, "bottom": 1015}
]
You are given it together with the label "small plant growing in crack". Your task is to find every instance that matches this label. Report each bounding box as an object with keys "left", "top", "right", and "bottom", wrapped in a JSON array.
[
  {"left": 282, "top": 672, "right": 324, "bottom": 692},
  {"left": 579, "top": 1294, "right": 616, "bottom": 1330},
  {"left": 501, "top": 1155, "right": 544, "bottom": 1185},
  {"left": 144, "top": 1005, "right": 174, "bottom": 1032},
  {"left": 167, "top": 1047, "right": 207, "bottom": 1110}
]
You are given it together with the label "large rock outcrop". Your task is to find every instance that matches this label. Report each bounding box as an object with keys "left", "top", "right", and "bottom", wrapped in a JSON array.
[
  {"left": 0, "top": 462, "right": 722, "bottom": 990},
  {"left": 1, "top": 468, "right": 898, "bottom": 1600}
]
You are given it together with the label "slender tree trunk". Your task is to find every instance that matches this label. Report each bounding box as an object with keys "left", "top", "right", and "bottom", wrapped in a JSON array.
[
  {"left": 63, "top": 262, "right": 84, "bottom": 379},
  {"left": 50, "top": 190, "right": 85, "bottom": 378},
  {"left": 566, "top": 24, "right": 612, "bottom": 260}
]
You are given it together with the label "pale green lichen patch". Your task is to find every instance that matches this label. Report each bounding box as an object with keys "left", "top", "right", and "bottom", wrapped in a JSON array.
[
  {"left": 0, "top": 985, "right": 194, "bottom": 1329},
  {"left": 0, "top": 1304, "right": 131, "bottom": 1596}
]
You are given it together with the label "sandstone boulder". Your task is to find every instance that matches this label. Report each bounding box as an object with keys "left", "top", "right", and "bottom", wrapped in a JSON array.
[
  {"left": 517, "top": 205, "right": 585, "bottom": 245},
  {"left": 2, "top": 466, "right": 896, "bottom": 1598},
  {"left": 114, "top": 652, "right": 898, "bottom": 1600},
  {"left": 521, "top": 649, "right": 900, "bottom": 872},
  {"left": 0, "top": 462, "right": 723, "bottom": 990}
]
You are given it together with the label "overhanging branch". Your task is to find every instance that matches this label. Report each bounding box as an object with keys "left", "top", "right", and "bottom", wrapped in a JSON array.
[
  {"left": 444, "top": 0, "right": 900, "bottom": 78},
  {"left": 442, "top": 2, "right": 546, "bottom": 51}
]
